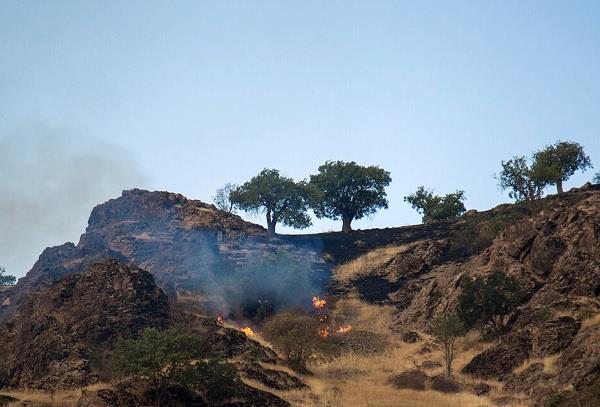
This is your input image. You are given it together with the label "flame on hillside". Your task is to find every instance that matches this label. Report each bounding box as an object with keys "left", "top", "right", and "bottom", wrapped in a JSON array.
[
  {"left": 318, "top": 327, "right": 330, "bottom": 338},
  {"left": 312, "top": 296, "right": 326, "bottom": 308},
  {"left": 336, "top": 325, "right": 352, "bottom": 334},
  {"left": 240, "top": 326, "right": 255, "bottom": 337}
]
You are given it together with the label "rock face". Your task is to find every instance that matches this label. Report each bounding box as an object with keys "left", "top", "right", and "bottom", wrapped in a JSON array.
[
  {"left": 0, "top": 189, "right": 326, "bottom": 321},
  {"left": 0, "top": 260, "right": 170, "bottom": 389}
]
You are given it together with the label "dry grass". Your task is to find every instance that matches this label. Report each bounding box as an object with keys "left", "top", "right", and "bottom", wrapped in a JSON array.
[
  {"left": 333, "top": 245, "right": 407, "bottom": 282},
  {"left": 581, "top": 312, "right": 600, "bottom": 329},
  {"left": 0, "top": 383, "right": 110, "bottom": 407},
  {"left": 512, "top": 353, "right": 561, "bottom": 376}
]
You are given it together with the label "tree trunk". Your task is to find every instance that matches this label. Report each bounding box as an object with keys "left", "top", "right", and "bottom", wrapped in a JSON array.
[
  {"left": 341, "top": 216, "right": 353, "bottom": 233},
  {"left": 266, "top": 210, "right": 276, "bottom": 235},
  {"left": 556, "top": 179, "right": 564, "bottom": 194}
]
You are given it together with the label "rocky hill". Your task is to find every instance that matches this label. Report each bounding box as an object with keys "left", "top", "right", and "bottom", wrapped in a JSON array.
[{"left": 2, "top": 185, "right": 600, "bottom": 405}]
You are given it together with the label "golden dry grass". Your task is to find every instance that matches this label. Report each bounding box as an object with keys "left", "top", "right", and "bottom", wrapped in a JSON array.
[
  {"left": 333, "top": 245, "right": 407, "bottom": 282},
  {"left": 257, "top": 299, "right": 531, "bottom": 407},
  {"left": 0, "top": 383, "right": 110, "bottom": 407}
]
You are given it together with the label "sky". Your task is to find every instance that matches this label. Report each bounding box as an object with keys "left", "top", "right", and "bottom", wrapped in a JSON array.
[{"left": 1, "top": 1, "right": 600, "bottom": 277}]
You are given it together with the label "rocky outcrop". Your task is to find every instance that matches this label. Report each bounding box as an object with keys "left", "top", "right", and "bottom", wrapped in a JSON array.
[{"left": 0, "top": 260, "right": 170, "bottom": 389}]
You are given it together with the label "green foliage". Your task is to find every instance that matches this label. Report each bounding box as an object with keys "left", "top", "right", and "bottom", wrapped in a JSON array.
[
  {"left": 404, "top": 186, "right": 466, "bottom": 223},
  {"left": 309, "top": 160, "right": 391, "bottom": 232},
  {"left": 0, "top": 267, "right": 16, "bottom": 286},
  {"left": 457, "top": 271, "right": 524, "bottom": 335},
  {"left": 212, "top": 183, "right": 238, "bottom": 214},
  {"left": 593, "top": 172, "right": 600, "bottom": 184},
  {"left": 230, "top": 169, "right": 311, "bottom": 234},
  {"left": 497, "top": 156, "right": 546, "bottom": 202},
  {"left": 261, "top": 311, "right": 324, "bottom": 372},
  {"left": 532, "top": 140, "right": 592, "bottom": 194},
  {"left": 112, "top": 327, "right": 239, "bottom": 406},
  {"left": 430, "top": 313, "right": 466, "bottom": 377},
  {"left": 223, "top": 249, "right": 315, "bottom": 322}
]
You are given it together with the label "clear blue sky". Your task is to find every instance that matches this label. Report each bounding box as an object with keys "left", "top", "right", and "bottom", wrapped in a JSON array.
[{"left": 1, "top": 1, "right": 599, "bottom": 276}]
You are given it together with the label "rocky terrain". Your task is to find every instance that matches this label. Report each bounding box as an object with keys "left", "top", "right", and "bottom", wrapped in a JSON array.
[{"left": 1, "top": 185, "right": 600, "bottom": 405}]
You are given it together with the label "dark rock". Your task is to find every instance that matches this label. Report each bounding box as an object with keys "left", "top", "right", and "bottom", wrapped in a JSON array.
[
  {"left": 401, "top": 330, "right": 421, "bottom": 343},
  {"left": 538, "top": 316, "right": 581, "bottom": 356},
  {"left": 472, "top": 382, "right": 491, "bottom": 396},
  {"left": 238, "top": 362, "right": 307, "bottom": 390},
  {"left": 462, "top": 331, "right": 532, "bottom": 379},
  {"left": 430, "top": 375, "right": 462, "bottom": 393},
  {"left": 389, "top": 370, "right": 428, "bottom": 391}
]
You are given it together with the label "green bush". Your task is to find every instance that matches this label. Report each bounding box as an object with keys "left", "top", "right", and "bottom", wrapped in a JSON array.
[
  {"left": 0, "top": 267, "right": 16, "bottom": 286},
  {"left": 457, "top": 271, "right": 524, "bottom": 336},
  {"left": 430, "top": 313, "right": 466, "bottom": 377},
  {"left": 111, "top": 327, "right": 240, "bottom": 406}
]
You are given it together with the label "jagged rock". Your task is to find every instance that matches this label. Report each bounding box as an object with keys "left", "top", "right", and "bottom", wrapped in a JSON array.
[
  {"left": 538, "top": 316, "right": 581, "bottom": 356},
  {"left": 503, "top": 363, "right": 553, "bottom": 397},
  {"left": 389, "top": 370, "right": 428, "bottom": 390},
  {"left": 462, "top": 331, "right": 532, "bottom": 379},
  {"left": 557, "top": 323, "right": 600, "bottom": 389},
  {"left": 430, "top": 375, "right": 462, "bottom": 393},
  {"left": 77, "top": 388, "right": 143, "bottom": 407},
  {"left": 420, "top": 360, "right": 442, "bottom": 369},
  {"left": 0, "top": 259, "right": 170, "bottom": 389}
]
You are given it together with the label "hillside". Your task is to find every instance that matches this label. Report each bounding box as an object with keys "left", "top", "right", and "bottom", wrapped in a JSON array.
[{"left": 1, "top": 184, "right": 599, "bottom": 406}]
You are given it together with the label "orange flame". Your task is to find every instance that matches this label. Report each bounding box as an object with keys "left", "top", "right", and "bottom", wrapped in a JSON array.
[
  {"left": 318, "top": 327, "right": 330, "bottom": 338},
  {"left": 336, "top": 325, "right": 352, "bottom": 334},
  {"left": 312, "top": 296, "right": 326, "bottom": 308},
  {"left": 240, "top": 327, "right": 255, "bottom": 337},
  {"left": 216, "top": 316, "right": 224, "bottom": 325}
]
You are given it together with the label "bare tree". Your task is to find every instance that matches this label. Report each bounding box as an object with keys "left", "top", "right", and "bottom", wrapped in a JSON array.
[{"left": 212, "top": 183, "right": 238, "bottom": 214}]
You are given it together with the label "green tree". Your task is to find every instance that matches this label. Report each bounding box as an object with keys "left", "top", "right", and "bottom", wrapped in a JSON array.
[
  {"left": 404, "top": 186, "right": 466, "bottom": 223},
  {"left": 532, "top": 141, "right": 592, "bottom": 194},
  {"left": 309, "top": 161, "right": 391, "bottom": 232},
  {"left": 457, "top": 271, "right": 524, "bottom": 335},
  {"left": 112, "top": 327, "right": 239, "bottom": 407},
  {"left": 212, "top": 183, "right": 238, "bottom": 214},
  {"left": 261, "top": 311, "right": 324, "bottom": 373},
  {"left": 593, "top": 172, "right": 600, "bottom": 184},
  {"left": 430, "top": 313, "right": 466, "bottom": 377},
  {"left": 497, "top": 156, "right": 546, "bottom": 202},
  {"left": 0, "top": 267, "right": 16, "bottom": 286},
  {"left": 230, "top": 169, "right": 311, "bottom": 235}
]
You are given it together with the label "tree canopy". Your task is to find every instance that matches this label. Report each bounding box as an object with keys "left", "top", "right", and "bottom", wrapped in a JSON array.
[
  {"left": 497, "top": 156, "right": 546, "bottom": 202},
  {"left": 430, "top": 313, "right": 466, "bottom": 377},
  {"left": 404, "top": 186, "right": 466, "bottom": 223},
  {"left": 230, "top": 169, "right": 311, "bottom": 235},
  {"left": 0, "top": 267, "right": 16, "bottom": 286},
  {"left": 309, "top": 161, "right": 391, "bottom": 232},
  {"left": 593, "top": 172, "right": 600, "bottom": 184},
  {"left": 532, "top": 140, "right": 592, "bottom": 194}
]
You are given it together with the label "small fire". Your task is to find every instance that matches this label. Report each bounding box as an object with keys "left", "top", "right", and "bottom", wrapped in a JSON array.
[
  {"left": 216, "top": 316, "right": 224, "bottom": 325},
  {"left": 240, "top": 327, "right": 255, "bottom": 337},
  {"left": 318, "top": 327, "right": 330, "bottom": 338},
  {"left": 312, "top": 296, "right": 327, "bottom": 308},
  {"left": 336, "top": 325, "right": 352, "bottom": 334}
]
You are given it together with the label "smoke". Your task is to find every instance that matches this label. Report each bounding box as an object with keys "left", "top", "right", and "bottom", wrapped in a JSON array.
[{"left": 0, "top": 123, "right": 148, "bottom": 277}]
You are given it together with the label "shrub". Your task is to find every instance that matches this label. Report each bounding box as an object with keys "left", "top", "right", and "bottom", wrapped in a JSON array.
[
  {"left": 429, "top": 313, "right": 466, "bottom": 377},
  {"left": 457, "top": 271, "right": 524, "bottom": 335},
  {"left": 0, "top": 267, "right": 16, "bottom": 286},
  {"left": 389, "top": 370, "right": 428, "bottom": 390},
  {"left": 404, "top": 186, "right": 466, "bottom": 223},
  {"left": 111, "top": 327, "right": 240, "bottom": 406},
  {"left": 261, "top": 311, "right": 325, "bottom": 373}
]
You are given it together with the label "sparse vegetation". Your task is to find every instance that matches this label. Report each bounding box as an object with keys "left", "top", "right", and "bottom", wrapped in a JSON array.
[
  {"left": 404, "top": 186, "right": 466, "bottom": 223},
  {"left": 594, "top": 172, "right": 600, "bottom": 184},
  {"left": 261, "top": 311, "right": 326, "bottom": 373},
  {"left": 0, "top": 266, "right": 16, "bottom": 286},
  {"left": 457, "top": 271, "right": 524, "bottom": 335},
  {"left": 212, "top": 182, "right": 238, "bottom": 213},
  {"left": 430, "top": 313, "right": 466, "bottom": 377},
  {"left": 309, "top": 160, "right": 391, "bottom": 232},
  {"left": 230, "top": 169, "right": 312, "bottom": 234}
]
